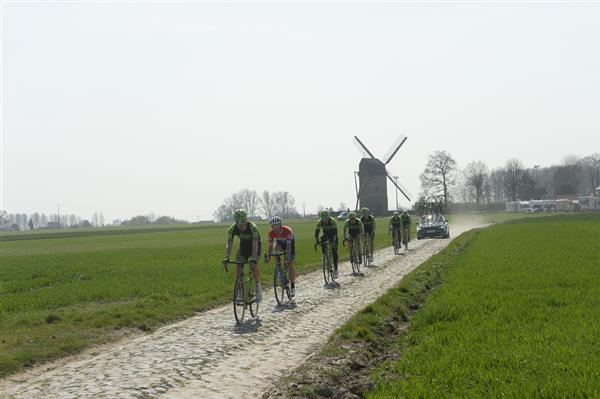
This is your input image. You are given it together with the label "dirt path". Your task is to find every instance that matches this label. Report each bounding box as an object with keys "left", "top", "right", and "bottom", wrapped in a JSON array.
[{"left": 2, "top": 224, "right": 483, "bottom": 399}]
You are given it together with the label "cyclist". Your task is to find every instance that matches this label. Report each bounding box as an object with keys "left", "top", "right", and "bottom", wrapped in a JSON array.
[
  {"left": 265, "top": 216, "right": 297, "bottom": 297},
  {"left": 314, "top": 210, "right": 340, "bottom": 279},
  {"left": 343, "top": 212, "right": 365, "bottom": 264},
  {"left": 223, "top": 209, "right": 262, "bottom": 304},
  {"left": 360, "top": 207, "right": 376, "bottom": 262},
  {"left": 401, "top": 210, "right": 411, "bottom": 250},
  {"left": 388, "top": 211, "right": 402, "bottom": 250}
]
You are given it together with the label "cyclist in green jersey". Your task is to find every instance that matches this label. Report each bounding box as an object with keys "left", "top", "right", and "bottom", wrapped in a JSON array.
[
  {"left": 223, "top": 209, "right": 263, "bottom": 304},
  {"left": 388, "top": 211, "right": 402, "bottom": 250},
  {"left": 314, "top": 210, "right": 340, "bottom": 279},
  {"left": 400, "top": 210, "right": 411, "bottom": 250},
  {"left": 360, "top": 207, "right": 376, "bottom": 262},
  {"left": 343, "top": 212, "right": 365, "bottom": 264}
]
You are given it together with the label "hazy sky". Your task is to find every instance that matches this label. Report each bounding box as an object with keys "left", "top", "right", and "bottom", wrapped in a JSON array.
[{"left": 2, "top": 1, "right": 599, "bottom": 222}]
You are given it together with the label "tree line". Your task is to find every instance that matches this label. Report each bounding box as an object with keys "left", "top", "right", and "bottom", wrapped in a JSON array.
[
  {"left": 417, "top": 151, "right": 600, "bottom": 212},
  {"left": 214, "top": 189, "right": 301, "bottom": 222},
  {"left": 0, "top": 211, "right": 106, "bottom": 231}
]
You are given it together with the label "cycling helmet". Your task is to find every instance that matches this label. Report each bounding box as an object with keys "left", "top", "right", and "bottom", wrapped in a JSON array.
[
  {"left": 402, "top": 210, "right": 408, "bottom": 215},
  {"left": 270, "top": 216, "right": 282, "bottom": 226},
  {"left": 319, "top": 210, "right": 330, "bottom": 219},
  {"left": 393, "top": 211, "right": 399, "bottom": 217},
  {"left": 361, "top": 207, "right": 369, "bottom": 215},
  {"left": 348, "top": 212, "right": 357, "bottom": 220},
  {"left": 233, "top": 209, "right": 248, "bottom": 223}
]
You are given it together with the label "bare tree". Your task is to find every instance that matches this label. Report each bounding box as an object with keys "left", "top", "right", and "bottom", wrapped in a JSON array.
[
  {"left": 213, "top": 204, "right": 231, "bottom": 222},
  {"left": 260, "top": 190, "right": 276, "bottom": 219},
  {"left": 489, "top": 169, "right": 505, "bottom": 202},
  {"left": 92, "top": 212, "right": 99, "bottom": 227},
  {"left": 40, "top": 214, "right": 48, "bottom": 228},
  {"left": 273, "top": 191, "right": 298, "bottom": 218},
  {"left": 419, "top": 151, "right": 457, "bottom": 207},
  {"left": 238, "top": 189, "right": 260, "bottom": 217},
  {"left": 582, "top": 153, "right": 600, "bottom": 194},
  {"left": 561, "top": 154, "right": 584, "bottom": 193},
  {"left": 504, "top": 158, "right": 526, "bottom": 201},
  {"left": 464, "top": 161, "right": 489, "bottom": 206},
  {"left": 99, "top": 214, "right": 105, "bottom": 227}
]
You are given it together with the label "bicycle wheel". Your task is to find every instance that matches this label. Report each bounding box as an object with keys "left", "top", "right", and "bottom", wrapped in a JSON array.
[
  {"left": 363, "top": 237, "right": 370, "bottom": 267},
  {"left": 322, "top": 249, "right": 331, "bottom": 285},
  {"left": 248, "top": 273, "right": 259, "bottom": 318},
  {"left": 273, "top": 263, "right": 285, "bottom": 305},
  {"left": 233, "top": 275, "right": 245, "bottom": 324}
]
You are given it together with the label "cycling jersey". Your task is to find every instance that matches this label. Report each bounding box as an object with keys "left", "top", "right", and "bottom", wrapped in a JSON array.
[
  {"left": 268, "top": 225, "right": 294, "bottom": 246},
  {"left": 315, "top": 217, "right": 338, "bottom": 240},
  {"left": 228, "top": 222, "right": 261, "bottom": 260},
  {"left": 228, "top": 222, "right": 261, "bottom": 242},
  {"left": 401, "top": 214, "right": 411, "bottom": 227},
  {"left": 344, "top": 219, "right": 364, "bottom": 238},
  {"left": 389, "top": 216, "right": 402, "bottom": 229},
  {"left": 361, "top": 214, "right": 376, "bottom": 234},
  {"left": 268, "top": 226, "right": 296, "bottom": 260}
]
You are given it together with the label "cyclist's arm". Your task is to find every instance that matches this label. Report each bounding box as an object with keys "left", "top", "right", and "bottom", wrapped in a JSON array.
[
  {"left": 226, "top": 239, "right": 234, "bottom": 258},
  {"left": 225, "top": 224, "right": 236, "bottom": 259},
  {"left": 372, "top": 217, "right": 376, "bottom": 234},
  {"left": 359, "top": 220, "right": 365, "bottom": 236},
  {"left": 343, "top": 221, "right": 348, "bottom": 241},
  {"left": 314, "top": 220, "right": 322, "bottom": 242},
  {"left": 251, "top": 239, "right": 259, "bottom": 261}
]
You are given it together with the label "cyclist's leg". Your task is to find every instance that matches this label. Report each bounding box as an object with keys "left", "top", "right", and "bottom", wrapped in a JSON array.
[
  {"left": 285, "top": 240, "right": 296, "bottom": 287},
  {"left": 332, "top": 236, "right": 339, "bottom": 270},
  {"left": 355, "top": 235, "right": 363, "bottom": 262}
]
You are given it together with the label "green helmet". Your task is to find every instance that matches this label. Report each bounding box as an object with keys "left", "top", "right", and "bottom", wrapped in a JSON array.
[
  {"left": 348, "top": 212, "right": 357, "bottom": 220},
  {"left": 361, "top": 207, "right": 369, "bottom": 215},
  {"left": 319, "top": 210, "right": 330, "bottom": 219},
  {"left": 233, "top": 209, "right": 248, "bottom": 223},
  {"left": 402, "top": 210, "right": 408, "bottom": 215},
  {"left": 393, "top": 211, "right": 399, "bottom": 217}
]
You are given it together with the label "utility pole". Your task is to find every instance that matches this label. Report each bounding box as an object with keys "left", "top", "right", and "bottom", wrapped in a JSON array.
[{"left": 393, "top": 176, "right": 399, "bottom": 211}]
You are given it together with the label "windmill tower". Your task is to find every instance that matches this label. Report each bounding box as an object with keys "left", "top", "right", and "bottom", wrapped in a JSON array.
[{"left": 353, "top": 135, "right": 412, "bottom": 216}]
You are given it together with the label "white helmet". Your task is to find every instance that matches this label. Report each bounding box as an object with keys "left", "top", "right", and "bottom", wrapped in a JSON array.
[{"left": 270, "top": 216, "right": 282, "bottom": 226}]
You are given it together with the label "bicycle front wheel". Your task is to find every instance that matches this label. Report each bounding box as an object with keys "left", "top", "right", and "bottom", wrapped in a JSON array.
[
  {"left": 248, "top": 274, "right": 259, "bottom": 318},
  {"left": 274, "top": 264, "right": 285, "bottom": 305},
  {"left": 363, "top": 238, "right": 370, "bottom": 267},
  {"left": 233, "top": 276, "right": 245, "bottom": 324},
  {"left": 322, "top": 251, "right": 331, "bottom": 285}
]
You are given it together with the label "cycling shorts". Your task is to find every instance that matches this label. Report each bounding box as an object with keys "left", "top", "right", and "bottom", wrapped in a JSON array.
[{"left": 274, "top": 240, "right": 296, "bottom": 261}]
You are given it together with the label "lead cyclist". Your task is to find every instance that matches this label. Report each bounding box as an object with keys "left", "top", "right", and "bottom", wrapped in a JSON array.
[{"left": 223, "top": 209, "right": 263, "bottom": 304}]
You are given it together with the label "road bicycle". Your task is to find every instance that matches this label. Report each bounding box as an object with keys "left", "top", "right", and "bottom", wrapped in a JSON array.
[
  {"left": 316, "top": 239, "right": 336, "bottom": 285},
  {"left": 345, "top": 237, "right": 361, "bottom": 275},
  {"left": 363, "top": 233, "right": 373, "bottom": 267},
  {"left": 267, "top": 250, "right": 291, "bottom": 305},
  {"left": 225, "top": 259, "right": 259, "bottom": 324}
]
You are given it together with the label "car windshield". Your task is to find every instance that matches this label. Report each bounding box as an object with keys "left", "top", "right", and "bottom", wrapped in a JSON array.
[{"left": 420, "top": 215, "right": 444, "bottom": 223}]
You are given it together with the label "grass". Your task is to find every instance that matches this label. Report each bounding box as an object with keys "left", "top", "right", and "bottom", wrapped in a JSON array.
[
  {"left": 311, "top": 212, "right": 600, "bottom": 398},
  {"left": 0, "top": 212, "right": 546, "bottom": 377}
]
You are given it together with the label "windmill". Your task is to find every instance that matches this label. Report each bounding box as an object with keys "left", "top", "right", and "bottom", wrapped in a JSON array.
[{"left": 353, "top": 135, "right": 412, "bottom": 216}]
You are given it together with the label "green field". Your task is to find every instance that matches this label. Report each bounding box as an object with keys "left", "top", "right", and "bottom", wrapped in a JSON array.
[
  {"left": 0, "top": 212, "right": 545, "bottom": 377},
  {"left": 301, "top": 213, "right": 600, "bottom": 398}
]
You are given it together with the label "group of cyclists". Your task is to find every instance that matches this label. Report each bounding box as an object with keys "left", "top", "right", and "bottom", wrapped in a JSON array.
[{"left": 223, "top": 207, "right": 412, "bottom": 305}]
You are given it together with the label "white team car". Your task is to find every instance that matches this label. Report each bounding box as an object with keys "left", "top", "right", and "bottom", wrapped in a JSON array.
[{"left": 416, "top": 214, "right": 450, "bottom": 239}]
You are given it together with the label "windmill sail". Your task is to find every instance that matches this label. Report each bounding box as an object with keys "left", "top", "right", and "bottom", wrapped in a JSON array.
[
  {"left": 386, "top": 174, "right": 412, "bottom": 202},
  {"left": 353, "top": 136, "right": 376, "bottom": 159},
  {"left": 383, "top": 135, "right": 407, "bottom": 165}
]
